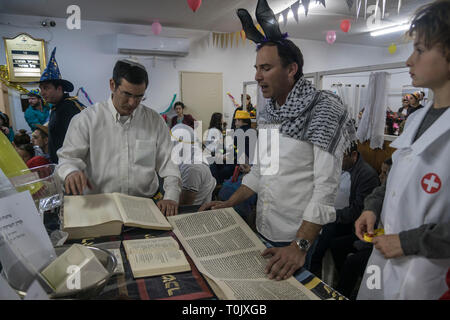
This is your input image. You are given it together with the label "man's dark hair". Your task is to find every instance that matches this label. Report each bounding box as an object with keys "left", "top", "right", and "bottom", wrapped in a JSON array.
[
  {"left": 113, "top": 60, "right": 149, "bottom": 88},
  {"left": 407, "top": 0, "right": 450, "bottom": 61},
  {"left": 16, "top": 143, "right": 35, "bottom": 158},
  {"left": 209, "top": 112, "right": 223, "bottom": 130},
  {"left": 345, "top": 141, "right": 358, "bottom": 157},
  {"left": 173, "top": 101, "right": 185, "bottom": 110},
  {"left": 384, "top": 157, "right": 392, "bottom": 166},
  {"left": 257, "top": 39, "right": 304, "bottom": 81},
  {"left": 41, "top": 80, "right": 64, "bottom": 91}
]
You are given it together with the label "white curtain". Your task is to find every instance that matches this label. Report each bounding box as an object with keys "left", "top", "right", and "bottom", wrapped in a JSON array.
[
  {"left": 336, "top": 85, "right": 368, "bottom": 127},
  {"left": 357, "top": 72, "right": 390, "bottom": 149}
]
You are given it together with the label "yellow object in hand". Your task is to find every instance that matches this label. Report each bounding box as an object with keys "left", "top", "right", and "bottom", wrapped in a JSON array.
[{"left": 364, "top": 228, "right": 385, "bottom": 242}]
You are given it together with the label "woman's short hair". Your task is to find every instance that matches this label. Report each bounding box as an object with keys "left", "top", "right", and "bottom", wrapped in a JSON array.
[{"left": 173, "top": 101, "right": 185, "bottom": 109}]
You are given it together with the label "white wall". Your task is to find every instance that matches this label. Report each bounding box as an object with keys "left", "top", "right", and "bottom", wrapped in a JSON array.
[{"left": 0, "top": 13, "right": 414, "bottom": 131}]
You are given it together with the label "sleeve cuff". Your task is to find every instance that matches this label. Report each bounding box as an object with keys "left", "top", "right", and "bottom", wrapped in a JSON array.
[
  {"left": 302, "top": 202, "right": 336, "bottom": 225},
  {"left": 56, "top": 165, "right": 79, "bottom": 183},
  {"left": 163, "top": 176, "right": 181, "bottom": 202},
  {"left": 399, "top": 229, "right": 422, "bottom": 256}
]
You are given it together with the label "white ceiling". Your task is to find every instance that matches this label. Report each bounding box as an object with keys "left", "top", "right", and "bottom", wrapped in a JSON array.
[{"left": 0, "top": 0, "right": 432, "bottom": 47}]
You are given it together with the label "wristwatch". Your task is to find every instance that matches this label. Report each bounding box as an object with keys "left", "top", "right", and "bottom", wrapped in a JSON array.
[{"left": 294, "top": 238, "right": 311, "bottom": 252}]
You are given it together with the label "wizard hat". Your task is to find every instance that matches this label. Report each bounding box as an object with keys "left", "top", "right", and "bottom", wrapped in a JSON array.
[{"left": 38, "top": 47, "right": 74, "bottom": 92}]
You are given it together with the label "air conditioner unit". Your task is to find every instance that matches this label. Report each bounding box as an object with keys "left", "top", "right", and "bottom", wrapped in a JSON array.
[{"left": 116, "top": 34, "right": 189, "bottom": 57}]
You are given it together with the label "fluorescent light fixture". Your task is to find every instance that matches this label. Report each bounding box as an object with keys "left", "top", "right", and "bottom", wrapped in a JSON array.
[{"left": 370, "top": 24, "right": 410, "bottom": 37}]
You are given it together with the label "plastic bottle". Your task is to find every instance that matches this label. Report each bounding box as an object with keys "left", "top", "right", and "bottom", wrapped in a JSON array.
[{"left": 0, "top": 132, "right": 41, "bottom": 194}]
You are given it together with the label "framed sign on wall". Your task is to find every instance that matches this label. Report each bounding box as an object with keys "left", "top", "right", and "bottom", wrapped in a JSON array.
[{"left": 3, "top": 33, "right": 46, "bottom": 83}]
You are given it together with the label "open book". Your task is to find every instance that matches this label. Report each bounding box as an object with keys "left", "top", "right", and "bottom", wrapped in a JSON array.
[
  {"left": 63, "top": 193, "right": 172, "bottom": 239},
  {"left": 167, "top": 208, "right": 320, "bottom": 300},
  {"left": 123, "top": 237, "right": 191, "bottom": 278}
]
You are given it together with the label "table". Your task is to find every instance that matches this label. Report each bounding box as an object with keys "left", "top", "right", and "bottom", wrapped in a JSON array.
[{"left": 50, "top": 205, "right": 346, "bottom": 300}]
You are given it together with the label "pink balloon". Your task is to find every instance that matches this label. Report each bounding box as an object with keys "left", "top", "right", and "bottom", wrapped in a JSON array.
[
  {"left": 340, "top": 20, "right": 351, "bottom": 33},
  {"left": 152, "top": 21, "right": 162, "bottom": 35},
  {"left": 326, "top": 31, "right": 336, "bottom": 44},
  {"left": 187, "top": 0, "right": 202, "bottom": 12}
]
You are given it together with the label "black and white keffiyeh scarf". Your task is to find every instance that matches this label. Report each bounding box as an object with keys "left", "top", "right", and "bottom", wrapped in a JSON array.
[{"left": 264, "top": 77, "right": 356, "bottom": 158}]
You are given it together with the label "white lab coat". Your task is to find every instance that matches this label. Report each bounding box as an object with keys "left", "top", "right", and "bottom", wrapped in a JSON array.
[{"left": 358, "top": 101, "right": 450, "bottom": 300}]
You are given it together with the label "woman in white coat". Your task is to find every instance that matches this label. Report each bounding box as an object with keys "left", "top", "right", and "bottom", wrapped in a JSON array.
[{"left": 355, "top": 0, "right": 450, "bottom": 300}]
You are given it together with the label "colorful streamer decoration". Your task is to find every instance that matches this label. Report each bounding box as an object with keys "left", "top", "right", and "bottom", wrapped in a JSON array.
[
  {"left": 77, "top": 87, "right": 93, "bottom": 105},
  {"left": 160, "top": 94, "right": 177, "bottom": 115},
  {"left": 226, "top": 92, "right": 240, "bottom": 109}
]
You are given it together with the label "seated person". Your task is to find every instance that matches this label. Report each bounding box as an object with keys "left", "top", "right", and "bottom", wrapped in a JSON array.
[
  {"left": 15, "top": 143, "right": 50, "bottom": 168},
  {"left": 309, "top": 142, "right": 380, "bottom": 279},
  {"left": 210, "top": 110, "right": 257, "bottom": 184},
  {"left": 0, "top": 112, "right": 14, "bottom": 142},
  {"left": 170, "top": 101, "right": 196, "bottom": 129},
  {"left": 57, "top": 59, "right": 181, "bottom": 216},
  {"left": 408, "top": 91, "right": 425, "bottom": 115},
  {"left": 204, "top": 112, "right": 224, "bottom": 158},
  {"left": 24, "top": 89, "right": 50, "bottom": 131},
  {"left": 171, "top": 124, "right": 216, "bottom": 206},
  {"left": 218, "top": 163, "right": 257, "bottom": 226},
  {"left": 378, "top": 157, "right": 392, "bottom": 185},
  {"left": 397, "top": 94, "right": 413, "bottom": 118},
  {"left": 31, "top": 125, "right": 50, "bottom": 161}
]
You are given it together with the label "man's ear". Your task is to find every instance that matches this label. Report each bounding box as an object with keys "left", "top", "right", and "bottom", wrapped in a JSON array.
[
  {"left": 109, "top": 79, "right": 115, "bottom": 92},
  {"left": 288, "top": 62, "right": 298, "bottom": 80}
]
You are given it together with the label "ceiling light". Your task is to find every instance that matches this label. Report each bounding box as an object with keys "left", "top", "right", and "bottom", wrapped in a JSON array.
[{"left": 370, "top": 24, "right": 410, "bottom": 37}]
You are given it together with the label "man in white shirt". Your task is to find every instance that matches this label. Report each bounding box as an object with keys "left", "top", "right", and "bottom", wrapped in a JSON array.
[
  {"left": 170, "top": 124, "right": 216, "bottom": 206},
  {"left": 201, "top": 0, "right": 355, "bottom": 281},
  {"left": 57, "top": 59, "right": 181, "bottom": 216}
]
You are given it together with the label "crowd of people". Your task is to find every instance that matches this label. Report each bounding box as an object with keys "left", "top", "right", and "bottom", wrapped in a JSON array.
[{"left": 0, "top": 0, "right": 448, "bottom": 300}]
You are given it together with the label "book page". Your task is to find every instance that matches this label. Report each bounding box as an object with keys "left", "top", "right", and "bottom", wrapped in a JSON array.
[
  {"left": 113, "top": 193, "right": 171, "bottom": 229},
  {"left": 64, "top": 194, "right": 123, "bottom": 228},
  {"left": 167, "top": 208, "right": 318, "bottom": 300},
  {"left": 123, "top": 237, "right": 179, "bottom": 252},
  {"left": 123, "top": 237, "right": 190, "bottom": 278}
]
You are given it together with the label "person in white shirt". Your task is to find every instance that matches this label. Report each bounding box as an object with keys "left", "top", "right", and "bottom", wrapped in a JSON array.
[
  {"left": 170, "top": 124, "right": 216, "bottom": 206},
  {"left": 200, "top": 0, "right": 356, "bottom": 282},
  {"left": 57, "top": 59, "right": 181, "bottom": 216}
]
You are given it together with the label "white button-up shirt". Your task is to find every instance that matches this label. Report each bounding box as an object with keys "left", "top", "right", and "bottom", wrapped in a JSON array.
[
  {"left": 57, "top": 97, "right": 181, "bottom": 201},
  {"left": 242, "top": 120, "right": 342, "bottom": 242}
]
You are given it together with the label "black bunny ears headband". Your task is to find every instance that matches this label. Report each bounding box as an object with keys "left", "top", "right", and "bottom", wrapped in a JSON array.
[{"left": 236, "top": 0, "right": 288, "bottom": 45}]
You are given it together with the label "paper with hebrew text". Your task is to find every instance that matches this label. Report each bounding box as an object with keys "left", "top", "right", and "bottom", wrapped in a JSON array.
[{"left": 168, "top": 208, "right": 319, "bottom": 300}]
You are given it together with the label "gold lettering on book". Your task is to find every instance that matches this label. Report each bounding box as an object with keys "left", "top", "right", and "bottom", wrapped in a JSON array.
[{"left": 162, "top": 275, "right": 180, "bottom": 296}]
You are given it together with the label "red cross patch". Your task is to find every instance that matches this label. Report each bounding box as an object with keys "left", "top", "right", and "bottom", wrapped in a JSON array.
[{"left": 421, "top": 173, "right": 442, "bottom": 194}]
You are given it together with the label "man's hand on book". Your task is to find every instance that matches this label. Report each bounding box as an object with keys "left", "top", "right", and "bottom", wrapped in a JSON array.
[
  {"left": 198, "top": 201, "right": 231, "bottom": 212},
  {"left": 65, "top": 170, "right": 92, "bottom": 195},
  {"left": 157, "top": 199, "right": 178, "bottom": 216},
  {"left": 261, "top": 244, "right": 306, "bottom": 281}
]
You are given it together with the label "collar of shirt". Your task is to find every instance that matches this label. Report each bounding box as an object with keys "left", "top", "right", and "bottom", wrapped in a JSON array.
[{"left": 107, "top": 95, "right": 139, "bottom": 123}]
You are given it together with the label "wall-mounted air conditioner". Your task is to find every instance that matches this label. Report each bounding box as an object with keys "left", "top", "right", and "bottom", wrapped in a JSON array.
[{"left": 116, "top": 34, "right": 189, "bottom": 57}]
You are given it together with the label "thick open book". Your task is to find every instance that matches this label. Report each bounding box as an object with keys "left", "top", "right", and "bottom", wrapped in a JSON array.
[
  {"left": 123, "top": 237, "right": 191, "bottom": 278},
  {"left": 63, "top": 193, "right": 172, "bottom": 239},
  {"left": 167, "top": 208, "right": 320, "bottom": 300}
]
